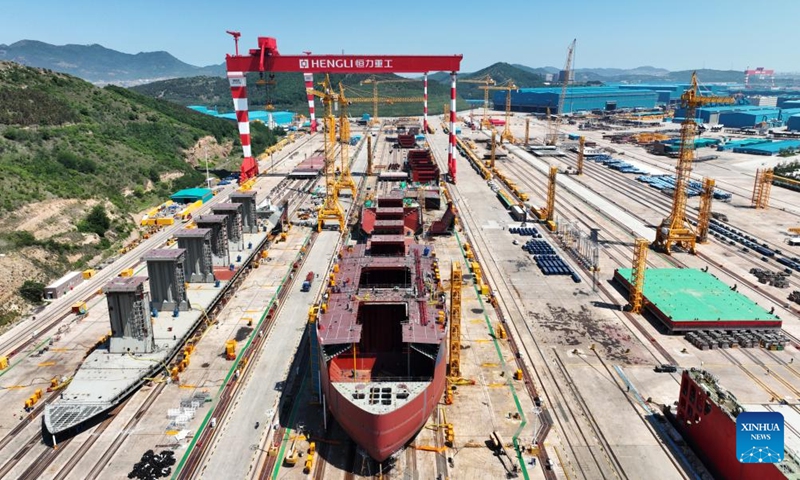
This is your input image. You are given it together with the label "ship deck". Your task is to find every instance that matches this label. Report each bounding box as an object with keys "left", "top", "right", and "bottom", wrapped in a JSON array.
[
  {"left": 318, "top": 243, "right": 444, "bottom": 346},
  {"left": 614, "top": 268, "right": 781, "bottom": 331},
  {"left": 45, "top": 231, "right": 268, "bottom": 434},
  {"left": 333, "top": 381, "right": 428, "bottom": 415}
]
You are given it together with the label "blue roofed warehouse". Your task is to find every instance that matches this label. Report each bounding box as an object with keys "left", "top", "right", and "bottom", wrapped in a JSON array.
[{"left": 496, "top": 86, "right": 658, "bottom": 114}]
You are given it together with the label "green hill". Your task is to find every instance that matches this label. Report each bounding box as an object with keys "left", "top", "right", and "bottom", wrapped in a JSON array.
[
  {"left": 0, "top": 61, "right": 279, "bottom": 213},
  {"left": 449, "top": 63, "right": 546, "bottom": 101},
  {"left": 131, "top": 72, "right": 470, "bottom": 118}
]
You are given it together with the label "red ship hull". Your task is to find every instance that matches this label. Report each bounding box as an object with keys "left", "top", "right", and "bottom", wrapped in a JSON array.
[
  {"left": 321, "top": 345, "right": 446, "bottom": 461},
  {"left": 675, "top": 370, "right": 787, "bottom": 480}
]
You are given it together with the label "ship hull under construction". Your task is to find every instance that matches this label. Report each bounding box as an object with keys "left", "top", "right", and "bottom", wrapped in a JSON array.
[
  {"left": 321, "top": 341, "right": 446, "bottom": 461},
  {"left": 316, "top": 207, "right": 446, "bottom": 462},
  {"left": 43, "top": 228, "right": 269, "bottom": 439}
]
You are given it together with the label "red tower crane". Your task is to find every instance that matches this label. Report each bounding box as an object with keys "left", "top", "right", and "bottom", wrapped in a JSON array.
[{"left": 224, "top": 35, "right": 463, "bottom": 182}]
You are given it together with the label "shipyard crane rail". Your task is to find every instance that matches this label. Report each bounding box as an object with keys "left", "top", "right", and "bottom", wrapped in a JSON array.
[
  {"left": 479, "top": 80, "right": 518, "bottom": 144},
  {"left": 224, "top": 34, "right": 462, "bottom": 182},
  {"left": 652, "top": 72, "right": 734, "bottom": 254}
]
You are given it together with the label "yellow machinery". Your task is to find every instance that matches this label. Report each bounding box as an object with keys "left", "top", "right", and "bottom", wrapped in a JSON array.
[
  {"left": 284, "top": 435, "right": 299, "bottom": 466},
  {"left": 360, "top": 75, "right": 419, "bottom": 120},
  {"left": 303, "top": 441, "right": 316, "bottom": 473},
  {"left": 696, "top": 177, "right": 716, "bottom": 243},
  {"left": 576, "top": 136, "right": 585, "bottom": 175},
  {"left": 752, "top": 169, "right": 800, "bottom": 209},
  {"left": 334, "top": 83, "right": 357, "bottom": 198},
  {"left": 652, "top": 72, "right": 734, "bottom": 254},
  {"left": 310, "top": 75, "right": 346, "bottom": 232},
  {"left": 459, "top": 74, "right": 495, "bottom": 128},
  {"left": 0, "top": 356, "right": 8, "bottom": 370},
  {"left": 449, "top": 262, "right": 462, "bottom": 378},
  {"left": 120, "top": 268, "right": 134, "bottom": 278},
  {"left": 225, "top": 339, "right": 237, "bottom": 360},
  {"left": 24, "top": 388, "right": 43, "bottom": 411},
  {"left": 629, "top": 238, "right": 649, "bottom": 314},
  {"left": 82, "top": 269, "right": 96, "bottom": 280},
  {"left": 479, "top": 80, "right": 517, "bottom": 144},
  {"left": 545, "top": 165, "right": 557, "bottom": 227},
  {"left": 789, "top": 227, "right": 800, "bottom": 235}
]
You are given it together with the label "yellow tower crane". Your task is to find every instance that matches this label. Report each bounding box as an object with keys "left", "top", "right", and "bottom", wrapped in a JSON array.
[
  {"left": 696, "top": 177, "right": 716, "bottom": 243},
  {"left": 361, "top": 75, "right": 419, "bottom": 121},
  {"left": 576, "top": 136, "right": 585, "bottom": 175},
  {"left": 459, "top": 75, "right": 495, "bottom": 128},
  {"left": 309, "top": 75, "right": 345, "bottom": 232},
  {"left": 334, "top": 83, "right": 357, "bottom": 198},
  {"left": 628, "top": 238, "right": 649, "bottom": 314},
  {"left": 449, "top": 262, "right": 462, "bottom": 379},
  {"left": 557, "top": 39, "right": 576, "bottom": 117},
  {"left": 652, "top": 72, "right": 734, "bottom": 254},
  {"left": 479, "top": 80, "right": 518, "bottom": 144}
]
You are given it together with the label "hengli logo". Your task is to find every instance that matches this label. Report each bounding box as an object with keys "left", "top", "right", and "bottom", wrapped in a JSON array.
[{"left": 736, "top": 411, "right": 784, "bottom": 463}]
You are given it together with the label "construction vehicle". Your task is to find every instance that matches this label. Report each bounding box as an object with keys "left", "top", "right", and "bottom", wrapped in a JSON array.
[
  {"left": 301, "top": 271, "right": 315, "bottom": 292},
  {"left": 284, "top": 435, "right": 299, "bottom": 466},
  {"left": 652, "top": 73, "right": 734, "bottom": 254}
]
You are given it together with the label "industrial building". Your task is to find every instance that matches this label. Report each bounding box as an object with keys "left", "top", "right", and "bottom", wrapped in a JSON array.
[
  {"left": 615, "top": 84, "right": 732, "bottom": 105},
  {"left": 673, "top": 105, "right": 800, "bottom": 128},
  {"left": 43, "top": 271, "right": 83, "bottom": 300},
  {"left": 496, "top": 86, "right": 657, "bottom": 114},
  {"left": 170, "top": 188, "right": 214, "bottom": 205},
  {"left": 787, "top": 114, "right": 800, "bottom": 131}
]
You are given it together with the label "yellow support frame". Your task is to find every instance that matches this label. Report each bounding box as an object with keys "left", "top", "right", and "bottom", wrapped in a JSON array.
[
  {"left": 448, "top": 262, "right": 462, "bottom": 378},
  {"left": 629, "top": 238, "right": 649, "bottom": 314}
]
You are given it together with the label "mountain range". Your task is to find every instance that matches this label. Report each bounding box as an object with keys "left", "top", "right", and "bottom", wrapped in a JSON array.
[
  {"left": 0, "top": 39, "right": 759, "bottom": 86},
  {"left": 0, "top": 40, "right": 224, "bottom": 85}
]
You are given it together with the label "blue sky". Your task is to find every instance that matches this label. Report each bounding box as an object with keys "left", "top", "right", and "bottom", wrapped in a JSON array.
[{"left": 1, "top": 0, "right": 798, "bottom": 72}]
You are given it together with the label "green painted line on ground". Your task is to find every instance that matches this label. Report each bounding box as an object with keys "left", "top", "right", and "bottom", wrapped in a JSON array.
[
  {"left": 0, "top": 337, "right": 53, "bottom": 379},
  {"left": 172, "top": 234, "right": 312, "bottom": 479},
  {"left": 270, "top": 372, "right": 309, "bottom": 479},
  {"left": 454, "top": 230, "right": 530, "bottom": 480}
]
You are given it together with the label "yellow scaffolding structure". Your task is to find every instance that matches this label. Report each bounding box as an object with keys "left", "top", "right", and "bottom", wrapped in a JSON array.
[
  {"left": 696, "top": 177, "right": 715, "bottom": 243},
  {"left": 576, "top": 136, "right": 585, "bottom": 175},
  {"left": 546, "top": 165, "right": 558, "bottom": 224},
  {"left": 629, "top": 238, "right": 649, "bottom": 314}
]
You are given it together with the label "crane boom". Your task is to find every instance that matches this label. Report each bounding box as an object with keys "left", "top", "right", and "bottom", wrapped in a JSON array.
[{"left": 558, "top": 39, "right": 576, "bottom": 116}]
